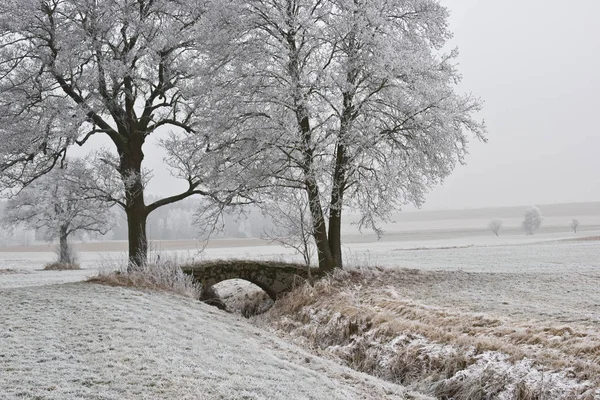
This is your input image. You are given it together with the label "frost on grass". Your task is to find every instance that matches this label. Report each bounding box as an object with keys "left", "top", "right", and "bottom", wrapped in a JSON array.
[
  {"left": 88, "top": 258, "right": 201, "bottom": 300},
  {"left": 256, "top": 268, "right": 600, "bottom": 399},
  {"left": 43, "top": 262, "right": 81, "bottom": 271},
  {"left": 0, "top": 268, "right": 29, "bottom": 275},
  {"left": 0, "top": 283, "right": 427, "bottom": 400}
]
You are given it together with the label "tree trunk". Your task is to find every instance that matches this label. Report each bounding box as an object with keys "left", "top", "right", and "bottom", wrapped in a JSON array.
[
  {"left": 305, "top": 179, "right": 336, "bottom": 271},
  {"left": 328, "top": 206, "right": 343, "bottom": 269},
  {"left": 58, "top": 225, "right": 69, "bottom": 264},
  {"left": 327, "top": 89, "right": 354, "bottom": 270},
  {"left": 298, "top": 111, "right": 336, "bottom": 272},
  {"left": 119, "top": 135, "right": 149, "bottom": 271},
  {"left": 328, "top": 141, "right": 348, "bottom": 269},
  {"left": 126, "top": 191, "right": 148, "bottom": 270}
]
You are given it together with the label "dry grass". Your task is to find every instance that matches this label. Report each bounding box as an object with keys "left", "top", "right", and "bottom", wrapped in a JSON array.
[
  {"left": 239, "top": 291, "right": 274, "bottom": 318},
  {"left": 43, "top": 262, "right": 81, "bottom": 271},
  {"left": 561, "top": 236, "right": 600, "bottom": 242},
  {"left": 88, "top": 259, "right": 201, "bottom": 300},
  {"left": 0, "top": 268, "right": 28, "bottom": 275},
  {"left": 393, "top": 245, "right": 474, "bottom": 251},
  {"left": 257, "top": 268, "right": 600, "bottom": 399}
]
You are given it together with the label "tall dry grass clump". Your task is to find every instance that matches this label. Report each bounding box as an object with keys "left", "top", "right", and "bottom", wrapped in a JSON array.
[
  {"left": 89, "top": 257, "right": 201, "bottom": 300},
  {"left": 257, "top": 268, "right": 599, "bottom": 399}
]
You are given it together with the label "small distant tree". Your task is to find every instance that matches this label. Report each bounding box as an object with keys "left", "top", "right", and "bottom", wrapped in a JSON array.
[
  {"left": 2, "top": 159, "right": 113, "bottom": 266},
  {"left": 570, "top": 219, "right": 580, "bottom": 233},
  {"left": 262, "top": 191, "right": 315, "bottom": 267},
  {"left": 522, "top": 206, "right": 543, "bottom": 235},
  {"left": 488, "top": 219, "right": 503, "bottom": 237}
]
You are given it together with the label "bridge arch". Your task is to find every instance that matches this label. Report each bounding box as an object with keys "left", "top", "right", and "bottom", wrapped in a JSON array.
[{"left": 181, "top": 260, "right": 321, "bottom": 300}]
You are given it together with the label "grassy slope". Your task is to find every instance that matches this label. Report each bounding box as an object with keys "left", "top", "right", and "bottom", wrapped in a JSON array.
[{"left": 0, "top": 282, "right": 429, "bottom": 400}]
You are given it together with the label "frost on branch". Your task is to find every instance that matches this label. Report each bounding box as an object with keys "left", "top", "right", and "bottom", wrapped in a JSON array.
[
  {"left": 0, "top": 0, "right": 259, "bottom": 266},
  {"left": 522, "top": 206, "right": 543, "bottom": 235},
  {"left": 1, "top": 157, "right": 113, "bottom": 264},
  {"left": 212, "top": 0, "right": 487, "bottom": 269},
  {"left": 261, "top": 190, "right": 315, "bottom": 266}
]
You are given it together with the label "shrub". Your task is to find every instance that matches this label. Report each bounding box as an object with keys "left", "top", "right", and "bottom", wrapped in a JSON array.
[{"left": 89, "top": 258, "right": 201, "bottom": 299}]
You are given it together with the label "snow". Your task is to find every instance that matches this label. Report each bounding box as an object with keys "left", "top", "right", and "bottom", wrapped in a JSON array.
[
  {"left": 1, "top": 216, "right": 599, "bottom": 398},
  {"left": 0, "top": 283, "right": 427, "bottom": 400}
]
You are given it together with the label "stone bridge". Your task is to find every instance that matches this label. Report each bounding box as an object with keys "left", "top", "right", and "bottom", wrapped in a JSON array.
[{"left": 181, "top": 260, "right": 323, "bottom": 300}]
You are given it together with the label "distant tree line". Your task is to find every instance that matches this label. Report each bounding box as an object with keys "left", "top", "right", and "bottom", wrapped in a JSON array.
[{"left": 488, "top": 206, "right": 583, "bottom": 236}]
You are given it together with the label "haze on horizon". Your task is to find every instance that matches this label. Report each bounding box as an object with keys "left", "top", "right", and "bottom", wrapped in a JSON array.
[{"left": 72, "top": 0, "right": 600, "bottom": 212}]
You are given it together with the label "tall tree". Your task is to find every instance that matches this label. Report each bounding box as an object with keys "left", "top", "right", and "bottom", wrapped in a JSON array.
[
  {"left": 2, "top": 158, "right": 113, "bottom": 264},
  {"left": 216, "top": 0, "right": 486, "bottom": 270},
  {"left": 0, "top": 0, "right": 250, "bottom": 268}
]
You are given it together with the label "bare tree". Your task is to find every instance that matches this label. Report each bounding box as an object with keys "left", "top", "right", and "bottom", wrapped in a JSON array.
[
  {"left": 0, "top": 0, "right": 253, "bottom": 269},
  {"left": 262, "top": 191, "right": 315, "bottom": 266},
  {"left": 1, "top": 159, "right": 113, "bottom": 265},
  {"left": 522, "top": 206, "right": 543, "bottom": 235},
  {"left": 213, "top": 0, "right": 486, "bottom": 270},
  {"left": 488, "top": 219, "right": 503, "bottom": 237},
  {"left": 570, "top": 219, "right": 580, "bottom": 233}
]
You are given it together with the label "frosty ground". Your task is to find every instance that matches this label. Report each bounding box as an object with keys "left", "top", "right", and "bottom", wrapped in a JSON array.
[
  {"left": 1, "top": 210, "right": 599, "bottom": 398},
  {"left": 2, "top": 230, "right": 599, "bottom": 328},
  {"left": 1, "top": 282, "right": 429, "bottom": 400}
]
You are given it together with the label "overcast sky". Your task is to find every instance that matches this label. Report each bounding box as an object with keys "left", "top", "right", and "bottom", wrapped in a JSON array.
[
  {"left": 420, "top": 0, "right": 600, "bottom": 210},
  {"left": 75, "top": 0, "right": 600, "bottom": 211}
]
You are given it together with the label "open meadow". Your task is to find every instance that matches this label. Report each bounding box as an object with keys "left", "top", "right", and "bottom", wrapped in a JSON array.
[{"left": 1, "top": 203, "right": 599, "bottom": 398}]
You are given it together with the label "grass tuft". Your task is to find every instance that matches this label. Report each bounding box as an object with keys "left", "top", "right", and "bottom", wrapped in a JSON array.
[
  {"left": 43, "top": 262, "right": 81, "bottom": 271},
  {"left": 88, "top": 258, "right": 201, "bottom": 300},
  {"left": 0, "top": 268, "right": 28, "bottom": 275}
]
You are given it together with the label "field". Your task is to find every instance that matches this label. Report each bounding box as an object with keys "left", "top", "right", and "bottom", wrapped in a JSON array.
[{"left": 1, "top": 203, "right": 599, "bottom": 398}]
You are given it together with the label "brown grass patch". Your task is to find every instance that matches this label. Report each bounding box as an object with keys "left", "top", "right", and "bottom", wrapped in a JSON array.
[
  {"left": 0, "top": 268, "right": 28, "bottom": 275},
  {"left": 43, "top": 262, "right": 81, "bottom": 271},
  {"left": 561, "top": 236, "right": 600, "bottom": 242}
]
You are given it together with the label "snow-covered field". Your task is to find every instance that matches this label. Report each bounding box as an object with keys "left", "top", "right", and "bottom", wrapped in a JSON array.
[
  {"left": 1, "top": 203, "right": 599, "bottom": 398},
  {"left": 2, "top": 228, "right": 599, "bottom": 324}
]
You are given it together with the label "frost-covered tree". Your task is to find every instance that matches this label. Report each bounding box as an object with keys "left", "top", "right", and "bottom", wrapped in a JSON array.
[
  {"left": 488, "top": 218, "right": 503, "bottom": 237},
  {"left": 1, "top": 159, "right": 112, "bottom": 264},
  {"left": 262, "top": 190, "right": 315, "bottom": 266},
  {"left": 570, "top": 219, "right": 580, "bottom": 233},
  {"left": 209, "top": 0, "right": 486, "bottom": 270},
  {"left": 522, "top": 206, "right": 543, "bottom": 235},
  {"left": 0, "top": 0, "right": 254, "bottom": 269}
]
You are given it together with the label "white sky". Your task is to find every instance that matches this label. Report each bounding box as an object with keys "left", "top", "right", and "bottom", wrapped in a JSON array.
[
  {"left": 421, "top": 0, "right": 600, "bottom": 210},
  {"left": 74, "top": 0, "right": 600, "bottom": 211}
]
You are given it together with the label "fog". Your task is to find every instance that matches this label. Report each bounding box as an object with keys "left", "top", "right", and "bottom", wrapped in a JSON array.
[{"left": 425, "top": 0, "right": 600, "bottom": 210}]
